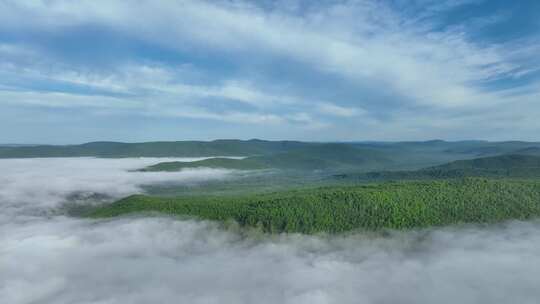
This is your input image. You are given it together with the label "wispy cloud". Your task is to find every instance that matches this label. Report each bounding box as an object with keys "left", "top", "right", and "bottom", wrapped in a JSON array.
[
  {"left": 317, "top": 103, "right": 366, "bottom": 117},
  {"left": 0, "top": 0, "right": 539, "bottom": 141}
]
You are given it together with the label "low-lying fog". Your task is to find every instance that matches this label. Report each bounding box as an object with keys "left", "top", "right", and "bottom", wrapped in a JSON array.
[{"left": 1, "top": 158, "right": 539, "bottom": 304}]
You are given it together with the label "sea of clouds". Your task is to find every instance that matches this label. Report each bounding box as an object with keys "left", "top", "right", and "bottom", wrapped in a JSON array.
[{"left": 1, "top": 157, "right": 540, "bottom": 304}]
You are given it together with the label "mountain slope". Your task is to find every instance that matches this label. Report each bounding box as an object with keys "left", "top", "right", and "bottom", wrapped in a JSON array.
[
  {"left": 4, "top": 140, "right": 540, "bottom": 173},
  {"left": 138, "top": 143, "right": 395, "bottom": 172},
  {"left": 140, "top": 158, "right": 269, "bottom": 171},
  {"left": 88, "top": 178, "right": 540, "bottom": 233},
  {"left": 333, "top": 154, "right": 540, "bottom": 181},
  {"left": 429, "top": 154, "right": 540, "bottom": 170},
  {"left": 0, "top": 139, "right": 311, "bottom": 158}
]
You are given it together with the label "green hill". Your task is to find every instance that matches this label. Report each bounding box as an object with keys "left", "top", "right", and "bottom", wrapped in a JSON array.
[
  {"left": 513, "top": 147, "right": 540, "bottom": 156},
  {"left": 431, "top": 154, "right": 540, "bottom": 170},
  {"left": 5, "top": 139, "right": 540, "bottom": 174},
  {"left": 140, "top": 158, "right": 269, "bottom": 171},
  {"left": 333, "top": 154, "right": 540, "bottom": 181},
  {"left": 88, "top": 178, "right": 540, "bottom": 234},
  {"left": 138, "top": 143, "right": 394, "bottom": 172},
  {"left": 0, "top": 139, "right": 311, "bottom": 158},
  {"left": 440, "top": 141, "right": 540, "bottom": 156},
  {"left": 0, "top": 140, "right": 393, "bottom": 172},
  {"left": 249, "top": 144, "right": 392, "bottom": 171}
]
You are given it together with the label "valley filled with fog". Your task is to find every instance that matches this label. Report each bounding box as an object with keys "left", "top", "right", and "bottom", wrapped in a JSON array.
[
  {"left": 1, "top": 157, "right": 540, "bottom": 304},
  {"left": 2, "top": 0, "right": 540, "bottom": 302}
]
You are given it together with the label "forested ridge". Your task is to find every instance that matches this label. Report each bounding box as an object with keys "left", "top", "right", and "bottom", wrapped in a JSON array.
[
  {"left": 88, "top": 178, "right": 540, "bottom": 233},
  {"left": 333, "top": 154, "right": 540, "bottom": 181},
  {"left": 139, "top": 157, "right": 269, "bottom": 171}
]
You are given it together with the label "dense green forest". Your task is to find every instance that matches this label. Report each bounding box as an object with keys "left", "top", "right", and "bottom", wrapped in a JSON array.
[
  {"left": 135, "top": 154, "right": 540, "bottom": 199},
  {"left": 88, "top": 178, "right": 540, "bottom": 233}
]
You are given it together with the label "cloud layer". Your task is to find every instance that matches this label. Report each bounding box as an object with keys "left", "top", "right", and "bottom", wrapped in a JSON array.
[
  {"left": 0, "top": 157, "right": 238, "bottom": 212},
  {"left": 3, "top": 215, "right": 540, "bottom": 303},
  {"left": 1, "top": 157, "right": 540, "bottom": 303},
  {"left": 0, "top": 0, "right": 539, "bottom": 142}
]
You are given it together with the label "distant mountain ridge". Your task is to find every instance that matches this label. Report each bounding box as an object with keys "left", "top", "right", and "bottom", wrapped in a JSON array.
[
  {"left": 0, "top": 139, "right": 311, "bottom": 158},
  {"left": 429, "top": 154, "right": 540, "bottom": 170},
  {"left": 334, "top": 154, "right": 540, "bottom": 181},
  {"left": 3, "top": 139, "right": 540, "bottom": 173},
  {"left": 139, "top": 143, "right": 394, "bottom": 172}
]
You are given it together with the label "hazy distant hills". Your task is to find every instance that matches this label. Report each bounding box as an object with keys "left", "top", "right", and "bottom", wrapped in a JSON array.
[
  {"left": 3, "top": 139, "right": 540, "bottom": 172},
  {"left": 334, "top": 154, "right": 540, "bottom": 181},
  {"left": 0, "top": 140, "right": 310, "bottom": 158},
  {"left": 140, "top": 158, "right": 270, "bottom": 171},
  {"left": 514, "top": 147, "right": 540, "bottom": 155},
  {"left": 432, "top": 154, "right": 540, "bottom": 170},
  {"left": 140, "top": 143, "right": 393, "bottom": 172},
  {"left": 0, "top": 144, "right": 40, "bottom": 147}
]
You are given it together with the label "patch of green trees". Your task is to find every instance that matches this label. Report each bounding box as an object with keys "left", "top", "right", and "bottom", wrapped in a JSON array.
[{"left": 88, "top": 178, "right": 540, "bottom": 233}]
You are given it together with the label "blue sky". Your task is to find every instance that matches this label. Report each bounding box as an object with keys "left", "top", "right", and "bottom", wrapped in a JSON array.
[{"left": 0, "top": 0, "right": 539, "bottom": 143}]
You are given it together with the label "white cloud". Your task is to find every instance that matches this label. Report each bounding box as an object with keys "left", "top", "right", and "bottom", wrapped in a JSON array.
[
  {"left": 2, "top": 214, "right": 540, "bottom": 303},
  {"left": 0, "top": 0, "right": 540, "bottom": 140},
  {"left": 0, "top": 157, "right": 240, "bottom": 210},
  {"left": 144, "top": 80, "right": 302, "bottom": 109},
  {"left": 2, "top": 0, "right": 536, "bottom": 110},
  {"left": 317, "top": 103, "right": 366, "bottom": 117},
  {"left": 95, "top": 0, "right": 536, "bottom": 108},
  {"left": 154, "top": 108, "right": 288, "bottom": 125},
  {"left": 0, "top": 57, "right": 335, "bottom": 129},
  {"left": 0, "top": 89, "right": 138, "bottom": 108}
]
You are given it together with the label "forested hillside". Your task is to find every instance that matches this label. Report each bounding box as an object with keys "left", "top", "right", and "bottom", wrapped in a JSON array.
[
  {"left": 5, "top": 139, "right": 540, "bottom": 174},
  {"left": 431, "top": 154, "right": 540, "bottom": 170},
  {"left": 333, "top": 154, "right": 540, "bottom": 181},
  {"left": 88, "top": 178, "right": 540, "bottom": 233},
  {"left": 0, "top": 139, "right": 310, "bottom": 158},
  {"left": 140, "top": 144, "right": 394, "bottom": 172},
  {"left": 140, "top": 157, "right": 269, "bottom": 171}
]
